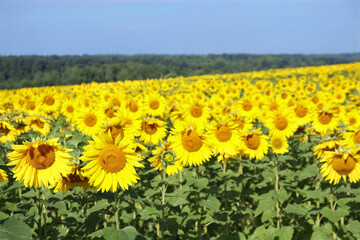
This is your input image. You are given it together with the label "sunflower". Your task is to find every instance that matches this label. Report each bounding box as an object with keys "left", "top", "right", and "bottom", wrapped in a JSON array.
[
  {"left": 61, "top": 98, "right": 77, "bottom": 122},
  {"left": 293, "top": 100, "right": 314, "bottom": 126},
  {"left": 53, "top": 165, "right": 90, "bottom": 193},
  {"left": 0, "top": 169, "right": 8, "bottom": 181},
  {"left": 236, "top": 96, "right": 258, "bottom": 121},
  {"left": 80, "top": 133, "right": 144, "bottom": 192},
  {"left": 239, "top": 129, "right": 269, "bottom": 160},
  {"left": 140, "top": 118, "right": 167, "bottom": 145},
  {"left": 7, "top": 138, "right": 74, "bottom": 188},
  {"left": 181, "top": 98, "right": 210, "bottom": 129},
  {"left": 343, "top": 109, "right": 360, "bottom": 131},
  {"left": 168, "top": 120, "right": 212, "bottom": 167},
  {"left": 270, "top": 136, "right": 289, "bottom": 155},
  {"left": 312, "top": 108, "right": 340, "bottom": 136},
  {"left": 313, "top": 139, "right": 343, "bottom": 159},
  {"left": 74, "top": 108, "right": 105, "bottom": 136},
  {"left": 142, "top": 92, "right": 168, "bottom": 118},
  {"left": 11, "top": 115, "right": 30, "bottom": 135},
  {"left": 320, "top": 148, "right": 360, "bottom": 184},
  {"left": 342, "top": 130, "right": 360, "bottom": 149},
  {"left": 265, "top": 107, "right": 298, "bottom": 138},
  {"left": 102, "top": 116, "right": 138, "bottom": 144},
  {"left": 26, "top": 115, "right": 51, "bottom": 137},
  {"left": 0, "top": 120, "right": 18, "bottom": 143},
  {"left": 148, "top": 143, "right": 183, "bottom": 176},
  {"left": 39, "top": 90, "right": 61, "bottom": 114},
  {"left": 206, "top": 116, "right": 241, "bottom": 159}
]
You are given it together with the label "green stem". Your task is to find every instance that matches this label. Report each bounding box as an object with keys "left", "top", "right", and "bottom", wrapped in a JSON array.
[
  {"left": 273, "top": 156, "right": 281, "bottom": 229},
  {"left": 114, "top": 191, "right": 120, "bottom": 230},
  {"left": 161, "top": 165, "right": 167, "bottom": 239},
  {"left": 36, "top": 188, "right": 42, "bottom": 240},
  {"left": 238, "top": 155, "right": 243, "bottom": 174}
]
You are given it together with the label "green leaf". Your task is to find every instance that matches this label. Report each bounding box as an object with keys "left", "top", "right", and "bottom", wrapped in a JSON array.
[
  {"left": 298, "top": 164, "right": 318, "bottom": 180},
  {"left": 284, "top": 204, "right": 308, "bottom": 215},
  {"left": 320, "top": 207, "right": 349, "bottom": 223},
  {"left": 87, "top": 199, "right": 109, "bottom": 214},
  {"left": 261, "top": 208, "right": 276, "bottom": 223},
  {"left": 103, "top": 226, "right": 142, "bottom": 240},
  {"left": 311, "top": 224, "right": 332, "bottom": 240},
  {"left": 346, "top": 220, "right": 360, "bottom": 234},
  {"left": 197, "top": 178, "right": 209, "bottom": 191},
  {"left": 274, "top": 189, "right": 289, "bottom": 204},
  {"left": 276, "top": 226, "right": 294, "bottom": 240},
  {"left": 170, "top": 197, "right": 188, "bottom": 207},
  {"left": 204, "top": 196, "right": 221, "bottom": 212},
  {"left": 255, "top": 199, "right": 274, "bottom": 217},
  {"left": 165, "top": 218, "right": 178, "bottom": 235},
  {"left": 0, "top": 217, "right": 32, "bottom": 240}
]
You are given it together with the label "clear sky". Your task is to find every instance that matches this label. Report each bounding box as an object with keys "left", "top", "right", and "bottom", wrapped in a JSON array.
[{"left": 0, "top": 0, "right": 359, "bottom": 55}]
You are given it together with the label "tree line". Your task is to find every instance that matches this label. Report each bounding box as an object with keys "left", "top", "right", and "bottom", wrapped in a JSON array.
[{"left": 0, "top": 53, "right": 359, "bottom": 89}]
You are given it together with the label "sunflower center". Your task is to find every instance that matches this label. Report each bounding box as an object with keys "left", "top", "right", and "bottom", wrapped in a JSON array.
[
  {"left": 26, "top": 144, "right": 56, "bottom": 169},
  {"left": 31, "top": 119, "right": 45, "bottom": 128},
  {"left": 274, "top": 116, "right": 288, "bottom": 130},
  {"left": 190, "top": 105, "right": 203, "bottom": 118},
  {"left": 272, "top": 139, "right": 283, "bottom": 149},
  {"left": 245, "top": 134, "right": 260, "bottom": 150},
  {"left": 150, "top": 100, "right": 160, "bottom": 110},
  {"left": 44, "top": 96, "right": 55, "bottom": 106},
  {"left": 181, "top": 130, "right": 203, "bottom": 152},
  {"left": 26, "top": 102, "right": 36, "bottom": 110},
  {"left": 105, "top": 108, "right": 115, "bottom": 118},
  {"left": 281, "top": 93, "right": 287, "bottom": 99},
  {"left": 234, "top": 119, "right": 245, "bottom": 130},
  {"left": 348, "top": 117, "right": 356, "bottom": 125},
  {"left": 354, "top": 131, "right": 360, "bottom": 145},
  {"left": 243, "top": 101, "right": 253, "bottom": 111},
  {"left": 332, "top": 155, "right": 356, "bottom": 175},
  {"left": 84, "top": 114, "right": 97, "bottom": 127},
  {"left": 112, "top": 98, "right": 121, "bottom": 107},
  {"left": 0, "top": 125, "right": 10, "bottom": 135},
  {"left": 66, "top": 106, "right": 74, "bottom": 113},
  {"left": 163, "top": 151, "right": 176, "bottom": 164},
  {"left": 129, "top": 101, "right": 139, "bottom": 112},
  {"left": 142, "top": 122, "right": 158, "bottom": 135},
  {"left": 99, "top": 146, "right": 126, "bottom": 173},
  {"left": 295, "top": 106, "right": 307, "bottom": 118},
  {"left": 318, "top": 112, "right": 333, "bottom": 125},
  {"left": 107, "top": 125, "right": 124, "bottom": 139},
  {"left": 215, "top": 126, "right": 232, "bottom": 142},
  {"left": 269, "top": 102, "right": 278, "bottom": 111}
]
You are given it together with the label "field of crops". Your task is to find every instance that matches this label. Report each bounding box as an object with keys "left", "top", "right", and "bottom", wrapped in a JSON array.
[{"left": 0, "top": 62, "right": 360, "bottom": 239}]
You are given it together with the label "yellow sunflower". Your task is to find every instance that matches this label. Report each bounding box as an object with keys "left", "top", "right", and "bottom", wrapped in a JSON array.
[
  {"left": 53, "top": 165, "right": 90, "bottom": 193},
  {"left": 239, "top": 129, "right": 269, "bottom": 160},
  {"left": 168, "top": 120, "right": 212, "bottom": 167},
  {"left": 148, "top": 143, "right": 183, "bottom": 176},
  {"left": 0, "top": 169, "right": 8, "bottom": 181},
  {"left": 270, "top": 136, "right": 289, "bottom": 155},
  {"left": 313, "top": 139, "right": 343, "bottom": 159},
  {"left": 342, "top": 130, "right": 360, "bottom": 149},
  {"left": 7, "top": 138, "right": 74, "bottom": 188},
  {"left": 206, "top": 115, "right": 241, "bottom": 159},
  {"left": 0, "top": 120, "right": 18, "bottom": 143},
  {"left": 142, "top": 92, "right": 168, "bottom": 118},
  {"left": 11, "top": 115, "right": 30, "bottom": 135},
  {"left": 320, "top": 148, "right": 360, "bottom": 184},
  {"left": 140, "top": 117, "right": 167, "bottom": 145},
  {"left": 80, "top": 133, "right": 144, "bottom": 192},
  {"left": 102, "top": 116, "right": 137, "bottom": 144},
  {"left": 181, "top": 98, "right": 210, "bottom": 129},
  {"left": 265, "top": 107, "right": 298, "bottom": 138},
  {"left": 26, "top": 115, "right": 51, "bottom": 137},
  {"left": 60, "top": 98, "right": 77, "bottom": 122},
  {"left": 293, "top": 100, "right": 314, "bottom": 126},
  {"left": 312, "top": 108, "right": 340, "bottom": 136},
  {"left": 74, "top": 108, "right": 105, "bottom": 136},
  {"left": 343, "top": 109, "right": 360, "bottom": 131},
  {"left": 39, "top": 90, "right": 61, "bottom": 114}
]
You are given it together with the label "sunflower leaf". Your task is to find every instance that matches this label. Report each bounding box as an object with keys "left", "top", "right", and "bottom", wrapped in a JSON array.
[
  {"left": 87, "top": 199, "right": 109, "bottom": 214},
  {"left": 0, "top": 217, "right": 32, "bottom": 240}
]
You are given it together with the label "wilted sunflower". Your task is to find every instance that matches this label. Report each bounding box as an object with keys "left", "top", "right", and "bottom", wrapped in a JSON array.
[
  {"left": 0, "top": 169, "right": 8, "bottom": 181},
  {"left": 320, "top": 147, "right": 360, "bottom": 184},
  {"left": 53, "top": 165, "right": 90, "bottom": 193},
  {"left": 168, "top": 121, "right": 212, "bottom": 167},
  {"left": 148, "top": 143, "right": 183, "bottom": 176},
  {"left": 239, "top": 129, "right": 269, "bottom": 160},
  {"left": 270, "top": 136, "right": 289, "bottom": 155},
  {"left": 26, "top": 115, "right": 51, "bottom": 137},
  {"left": 7, "top": 138, "right": 74, "bottom": 188},
  {"left": 0, "top": 120, "right": 18, "bottom": 143},
  {"left": 81, "top": 132, "right": 144, "bottom": 192}
]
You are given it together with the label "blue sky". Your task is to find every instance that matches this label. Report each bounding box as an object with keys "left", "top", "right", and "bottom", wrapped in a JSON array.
[{"left": 0, "top": 0, "right": 359, "bottom": 55}]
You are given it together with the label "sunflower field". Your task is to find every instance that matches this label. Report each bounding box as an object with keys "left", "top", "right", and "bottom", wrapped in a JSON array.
[{"left": 0, "top": 62, "right": 360, "bottom": 240}]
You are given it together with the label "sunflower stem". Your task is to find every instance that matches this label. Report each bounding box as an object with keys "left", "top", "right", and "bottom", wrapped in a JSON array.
[
  {"left": 160, "top": 164, "right": 167, "bottom": 239},
  {"left": 273, "top": 156, "right": 282, "bottom": 229},
  {"left": 114, "top": 191, "right": 120, "bottom": 230},
  {"left": 238, "top": 155, "right": 243, "bottom": 174},
  {"left": 35, "top": 188, "right": 43, "bottom": 240}
]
